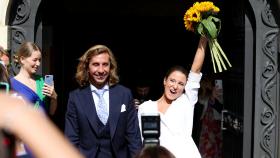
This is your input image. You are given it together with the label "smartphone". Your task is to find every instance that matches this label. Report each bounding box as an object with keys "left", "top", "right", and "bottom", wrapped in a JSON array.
[
  {"left": 44, "top": 75, "right": 54, "bottom": 86},
  {"left": 215, "top": 79, "right": 223, "bottom": 90},
  {"left": 0, "top": 82, "right": 9, "bottom": 94}
]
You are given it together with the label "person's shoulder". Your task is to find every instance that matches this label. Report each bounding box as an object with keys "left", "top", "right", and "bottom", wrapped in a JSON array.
[
  {"left": 111, "top": 84, "right": 130, "bottom": 92},
  {"left": 111, "top": 84, "right": 126, "bottom": 89},
  {"left": 138, "top": 100, "right": 157, "bottom": 113},
  {"left": 10, "top": 77, "right": 18, "bottom": 87},
  {"left": 67, "top": 87, "right": 89, "bottom": 102},
  {"left": 67, "top": 88, "right": 84, "bottom": 102},
  {"left": 10, "top": 76, "right": 16, "bottom": 82},
  {"left": 140, "top": 100, "right": 154, "bottom": 105},
  {"left": 69, "top": 86, "right": 89, "bottom": 95},
  {"left": 34, "top": 74, "right": 43, "bottom": 80}
]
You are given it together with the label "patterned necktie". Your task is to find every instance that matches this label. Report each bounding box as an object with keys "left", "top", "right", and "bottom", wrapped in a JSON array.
[{"left": 94, "top": 89, "right": 108, "bottom": 125}]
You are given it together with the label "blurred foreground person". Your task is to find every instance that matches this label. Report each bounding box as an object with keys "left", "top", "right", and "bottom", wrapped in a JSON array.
[
  {"left": 134, "top": 146, "right": 175, "bottom": 158},
  {"left": 0, "top": 93, "right": 84, "bottom": 158}
]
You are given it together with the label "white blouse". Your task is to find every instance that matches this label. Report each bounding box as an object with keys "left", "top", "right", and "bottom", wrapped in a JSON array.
[{"left": 138, "top": 71, "right": 202, "bottom": 158}]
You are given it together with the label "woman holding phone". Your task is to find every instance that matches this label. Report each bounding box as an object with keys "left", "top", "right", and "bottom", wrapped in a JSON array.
[
  {"left": 10, "top": 42, "right": 57, "bottom": 158},
  {"left": 10, "top": 42, "right": 57, "bottom": 115}
]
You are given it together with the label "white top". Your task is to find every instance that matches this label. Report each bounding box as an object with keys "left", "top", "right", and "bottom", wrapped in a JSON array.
[{"left": 138, "top": 71, "right": 202, "bottom": 158}]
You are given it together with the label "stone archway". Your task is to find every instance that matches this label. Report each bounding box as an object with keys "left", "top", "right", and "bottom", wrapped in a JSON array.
[
  {"left": 7, "top": 0, "right": 42, "bottom": 74},
  {"left": 244, "top": 0, "right": 280, "bottom": 157}
]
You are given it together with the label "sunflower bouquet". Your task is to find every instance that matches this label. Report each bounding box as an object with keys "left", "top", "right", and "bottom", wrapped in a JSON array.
[{"left": 184, "top": 1, "right": 231, "bottom": 73}]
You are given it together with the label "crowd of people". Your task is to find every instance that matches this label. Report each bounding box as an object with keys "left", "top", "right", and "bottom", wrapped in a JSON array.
[{"left": 0, "top": 35, "right": 224, "bottom": 158}]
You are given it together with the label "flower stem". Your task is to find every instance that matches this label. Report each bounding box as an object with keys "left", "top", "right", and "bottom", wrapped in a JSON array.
[
  {"left": 209, "top": 42, "right": 217, "bottom": 73},
  {"left": 210, "top": 39, "right": 222, "bottom": 72},
  {"left": 214, "top": 39, "right": 232, "bottom": 67},
  {"left": 215, "top": 44, "right": 227, "bottom": 71}
]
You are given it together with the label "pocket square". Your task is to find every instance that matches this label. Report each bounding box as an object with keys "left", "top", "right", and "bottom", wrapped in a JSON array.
[{"left": 121, "top": 104, "right": 126, "bottom": 112}]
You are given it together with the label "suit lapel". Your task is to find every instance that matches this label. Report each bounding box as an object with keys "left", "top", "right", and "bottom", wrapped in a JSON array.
[
  {"left": 80, "top": 86, "right": 99, "bottom": 134},
  {"left": 109, "top": 86, "right": 121, "bottom": 138}
]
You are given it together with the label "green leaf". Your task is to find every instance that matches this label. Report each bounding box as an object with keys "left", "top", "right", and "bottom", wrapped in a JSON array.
[
  {"left": 201, "top": 19, "right": 217, "bottom": 38},
  {"left": 210, "top": 16, "right": 221, "bottom": 36},
  {"left": 201, "top": 16, "right": 221, "bottom": 39},
  {"left": 196, "top": 23, "right": 204, "bottom": 35}
]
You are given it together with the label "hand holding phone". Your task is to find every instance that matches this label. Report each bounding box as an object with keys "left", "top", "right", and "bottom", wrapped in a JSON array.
[
  {"left": 44, "top": 75, "right": 54, "bottom": 86},
  {"left": 214, "top": 79, "right": 223, "bottom": 103},
  {"left": 215, "top": 79, "right": 223, "bottom": 90}
]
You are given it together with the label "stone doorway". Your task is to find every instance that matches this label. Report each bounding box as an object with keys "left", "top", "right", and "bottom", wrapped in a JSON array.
[{"left": 4, "top": 0, "right": 280, "bottom": 157}]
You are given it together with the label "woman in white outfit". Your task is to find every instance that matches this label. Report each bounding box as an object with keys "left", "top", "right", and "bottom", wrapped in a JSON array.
[{"left": 138, "top": 36, "right": 207, "bottom": 158}]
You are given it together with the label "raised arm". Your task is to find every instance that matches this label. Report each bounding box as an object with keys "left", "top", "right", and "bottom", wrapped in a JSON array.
[{"left": 191, "top": 36, "right": 208, "bottom": 73}]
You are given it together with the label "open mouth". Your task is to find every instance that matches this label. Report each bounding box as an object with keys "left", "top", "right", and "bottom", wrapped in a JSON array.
[{"left": 169, "top": 89, "right": 176, "bottom": 94}]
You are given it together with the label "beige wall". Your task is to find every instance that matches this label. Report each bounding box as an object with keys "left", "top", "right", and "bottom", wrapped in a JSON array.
[{"left": 0, "top": 0, "right": 9, "bottom": 49}]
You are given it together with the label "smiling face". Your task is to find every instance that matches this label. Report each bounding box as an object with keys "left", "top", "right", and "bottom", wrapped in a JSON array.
[
  {"left": 20, "top": 50, "right": 41, "bottom": 74},
  {"left": 163, "top": 70, "right": 187, "bottom": 101},
  {"left": 88, "top": 52, "right": 110, "bottom": 88}
]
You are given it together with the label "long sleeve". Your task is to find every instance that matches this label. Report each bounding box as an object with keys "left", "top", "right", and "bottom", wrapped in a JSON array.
[
  {"left": 185, "top": 71, "right": 202, "bottom": 108},
  {"left": 125, "top": 91, "right": 142, "bottom": 157},
  {"left": 64, "top": 92, "right": 80, "bottom": 147}
]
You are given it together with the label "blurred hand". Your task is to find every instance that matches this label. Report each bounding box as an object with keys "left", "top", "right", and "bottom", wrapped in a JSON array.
[
  {"left": 134, "top": 99, "right": 141, "bottom": 110},
  {"left": 214, "top": 86, "right": 222, "bottom": 98},
  {"left": 210, "top": 86, "right": 223, "bottom": 103}
]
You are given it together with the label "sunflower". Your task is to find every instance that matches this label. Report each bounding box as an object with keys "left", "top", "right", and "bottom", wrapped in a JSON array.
[{"left": 183, "top": 1, "right": 232, "bottom": 73}]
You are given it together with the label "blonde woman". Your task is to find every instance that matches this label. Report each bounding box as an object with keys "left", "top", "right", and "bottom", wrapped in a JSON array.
[{"left": 10, "top": 42, "right": 57, "bottom": 157}]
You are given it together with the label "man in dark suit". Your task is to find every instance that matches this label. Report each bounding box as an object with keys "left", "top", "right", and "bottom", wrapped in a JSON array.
[{"left": 65, "top": 45, "right": 142, "bottom": 158}]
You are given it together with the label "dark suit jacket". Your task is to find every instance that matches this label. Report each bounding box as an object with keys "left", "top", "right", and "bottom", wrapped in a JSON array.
[{"left": 65, "top": 84, "right": 142, "bottom": 158}]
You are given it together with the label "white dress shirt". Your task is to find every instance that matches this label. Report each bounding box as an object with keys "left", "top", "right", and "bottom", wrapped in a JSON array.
[{"left": 90, "top": 84, "right": 110, "bottom": 114}]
